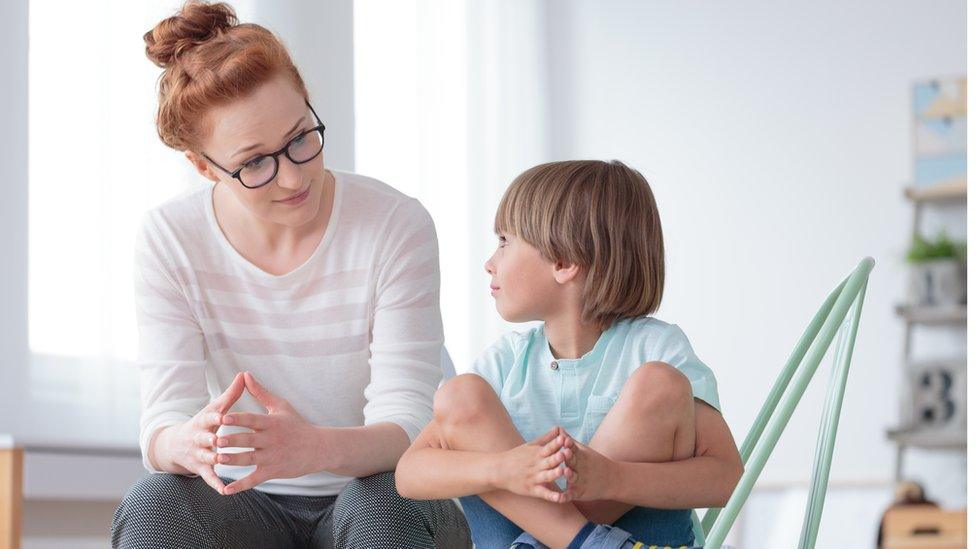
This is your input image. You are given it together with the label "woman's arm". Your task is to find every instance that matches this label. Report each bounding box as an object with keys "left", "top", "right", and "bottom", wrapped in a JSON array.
[{"left": 359, "top": 199, "right": 445, "bottom": 466}]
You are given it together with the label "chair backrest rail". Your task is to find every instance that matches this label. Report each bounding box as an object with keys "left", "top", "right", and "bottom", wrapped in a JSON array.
[
  {"left": 798, "top": 285, "right": 867, "bottom": 549},
  {"left": 700, "top": 257, "right": 874, "bottom": 549}
]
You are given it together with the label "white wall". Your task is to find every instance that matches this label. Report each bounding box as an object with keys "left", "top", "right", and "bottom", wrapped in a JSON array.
[
  {"left": 543, "top": 0, "right": 966, "bottom": 544},
  {"left": 0, "top": 0, "right": 28, "bottom": 433}
]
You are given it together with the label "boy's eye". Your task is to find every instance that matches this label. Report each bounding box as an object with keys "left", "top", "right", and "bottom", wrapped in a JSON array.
[{"left": 497, "top": 235, "right": 508, "bottom": 246}]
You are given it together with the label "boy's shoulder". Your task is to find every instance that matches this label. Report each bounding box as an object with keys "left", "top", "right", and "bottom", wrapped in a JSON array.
[
  {"left": 481, "top": 324, "right": 543, "bottom": 358},
  {"left": 470, "top": 324, "right": 543, "bottom": 378},
  {"left": 613, "top": 315, "right": 680, "bottom": 346}
]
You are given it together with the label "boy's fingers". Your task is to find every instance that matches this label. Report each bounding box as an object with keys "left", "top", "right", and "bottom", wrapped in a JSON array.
[
  {"left": 534, "top": 485, "right": 566, "bottom": 503},
  {"left": 536, "top": 468, "right": 563, "bottom": 483},
  {"left": 541, "top": 450, "right": 568, "bottom": 470},
  {"left": 530, "top": 426, "right": 560, "bottom": 446},
  {"left": 538, "top": 435, "right": 564, "bottom": 457}
]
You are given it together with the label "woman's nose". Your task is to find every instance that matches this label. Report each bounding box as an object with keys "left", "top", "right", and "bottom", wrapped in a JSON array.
[{"left": 275, "top": 156, "right": 304, "bottom": 190}]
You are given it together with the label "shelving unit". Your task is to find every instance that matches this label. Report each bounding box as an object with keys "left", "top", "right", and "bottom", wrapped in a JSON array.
[{"left": 886, "top": 183, "right": 967, "bottom": 481}]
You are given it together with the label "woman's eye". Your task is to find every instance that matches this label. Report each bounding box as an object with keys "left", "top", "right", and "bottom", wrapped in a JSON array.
[
  {"left": 243, "top": 156, "right": 268, "bottom": 170},
  {"left": 291, "top": 133, "right": 306, "bottom": 145}
]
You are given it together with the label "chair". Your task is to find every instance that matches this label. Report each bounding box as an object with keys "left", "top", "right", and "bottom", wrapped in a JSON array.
[{"left": 692, "top": 257, "right": 875, "bottom": 548}]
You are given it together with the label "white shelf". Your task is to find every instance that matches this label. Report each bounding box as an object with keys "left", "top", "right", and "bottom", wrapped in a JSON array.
[
  {"left": 904, "top": 181, "right": 967, "bottom": 203},
  {"left": 886, "top": 426, "right": 967, "bottom": 450},
  {"left": 895, "top": 304, "right": 967, "bottom": 324}
]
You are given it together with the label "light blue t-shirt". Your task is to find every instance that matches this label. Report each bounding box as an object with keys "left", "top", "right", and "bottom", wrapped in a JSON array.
[{"left": 471, "top": 316, "right": 721, "bottom": 445}]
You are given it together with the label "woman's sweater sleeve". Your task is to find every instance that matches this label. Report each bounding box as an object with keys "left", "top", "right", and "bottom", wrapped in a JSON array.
[
  {"left": 362, "top": 198, "right": 444, "bottom": 442},
  {"left": 134, "top": 213, "right": 209, "bottom": 472}
]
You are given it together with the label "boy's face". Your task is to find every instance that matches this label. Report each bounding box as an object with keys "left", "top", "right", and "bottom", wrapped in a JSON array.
[{"left": 484, "top": 232, "right": 562, "bottom": 323}]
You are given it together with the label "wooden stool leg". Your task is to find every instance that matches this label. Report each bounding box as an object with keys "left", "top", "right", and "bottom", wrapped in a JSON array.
[{"left": 0, "top": 449, "right": 22, "bottom": 549}]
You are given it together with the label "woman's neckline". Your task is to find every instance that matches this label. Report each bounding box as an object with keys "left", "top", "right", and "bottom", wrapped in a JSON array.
[{"left": 205, "top": 169, "right": 345, "bottom": 280}]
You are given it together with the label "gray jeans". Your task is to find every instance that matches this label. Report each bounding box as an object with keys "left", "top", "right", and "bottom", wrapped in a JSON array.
[{"left": 111, "top": 472, "right": 471, "bottom": 548}]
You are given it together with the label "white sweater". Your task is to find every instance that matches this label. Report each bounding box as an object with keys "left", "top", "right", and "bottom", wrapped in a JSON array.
[{"left": 134, "top": 171, "right": 443, "bottom": 495}]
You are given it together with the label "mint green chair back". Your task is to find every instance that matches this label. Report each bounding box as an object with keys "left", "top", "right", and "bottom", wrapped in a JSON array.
[{"left": 692, "top": 257, "right": 874, "bottom": 548}]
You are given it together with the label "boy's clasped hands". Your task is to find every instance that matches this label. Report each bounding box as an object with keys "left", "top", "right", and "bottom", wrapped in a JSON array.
[{"left": 499, "top": 425, "right": 615, "bottom": 505}]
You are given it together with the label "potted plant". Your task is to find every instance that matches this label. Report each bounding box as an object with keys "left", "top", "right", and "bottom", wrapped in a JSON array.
[{"left": 906, "top": 230, "right": 966, "bottom": 306}]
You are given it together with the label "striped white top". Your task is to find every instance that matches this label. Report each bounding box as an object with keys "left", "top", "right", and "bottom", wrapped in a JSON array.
[{"left": 134, "top": 170, "right": 443, "bottom": 496}]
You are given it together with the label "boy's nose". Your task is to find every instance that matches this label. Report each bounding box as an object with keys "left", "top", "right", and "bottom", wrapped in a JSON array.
[{"left": 484, "top": 259, "right": 495, "bottom": 275}]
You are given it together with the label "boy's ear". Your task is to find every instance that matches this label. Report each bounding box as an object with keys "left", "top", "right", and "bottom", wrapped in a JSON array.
[
  {"left": 185, "top": 150, "right": 221, "bottom": 184},
  {"left": 552, "top": 259, "right": 582, "bottom": 285}
]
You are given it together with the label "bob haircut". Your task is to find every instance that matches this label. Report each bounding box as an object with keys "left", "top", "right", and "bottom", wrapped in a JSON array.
[{"left": 494, "top": 160, "right": 665, "bottom": 329}]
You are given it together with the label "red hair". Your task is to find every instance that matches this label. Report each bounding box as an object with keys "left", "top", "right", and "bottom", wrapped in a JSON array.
[{"left": 144, "top": 1, "right": 309, "bottom": 151}]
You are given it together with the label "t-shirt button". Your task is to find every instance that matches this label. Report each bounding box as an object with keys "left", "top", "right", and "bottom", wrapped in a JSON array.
[{"left": 550, "top": 361, "right": 559, "bottom": 370}]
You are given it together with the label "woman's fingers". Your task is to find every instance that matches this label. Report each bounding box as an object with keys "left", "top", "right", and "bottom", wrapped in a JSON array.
[
  {"left": 194, "top": 431, "right": 218, "bottom": 448},
  {"left": 217, "top": 451, "right": 258, "bottom": 466},
  {"left": 222, "top": 412, "right": 268, "bottom": 430},
  {"left": 196, "top": 448, "right": 219, "bottom": 465},
  {"left": 198, "top": 466, "right": 227, "bottom": 495},
  {"left": 243, "top": 372, "right": 284, "bottom": 411},
  {"left": 196, "top": 411, "right": 223, "bottom": 430},
  {"left": 223, "top": 468, "right": 269, "bottom": 496},
  {"left": 209, "top": 372, "right": 246, "bottom": 414},
  {"left": 217, "top": 432, "right": 259, "bottom": 449}
]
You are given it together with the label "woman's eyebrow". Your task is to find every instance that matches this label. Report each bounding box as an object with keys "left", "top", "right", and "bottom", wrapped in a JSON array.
[{"left": 231, "top": 115, "right": 307, "bottom": 160}]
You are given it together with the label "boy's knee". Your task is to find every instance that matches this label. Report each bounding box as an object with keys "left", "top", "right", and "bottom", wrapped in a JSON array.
[
  {"left": 433, "top": 373, "right": 495, "bottom": 425},
  {"left": 623, "top": 361, "right": 693, "bottom": 414}
]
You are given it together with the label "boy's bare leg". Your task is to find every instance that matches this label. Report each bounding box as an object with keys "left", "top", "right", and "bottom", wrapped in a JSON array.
[
  {"left": 573, "top": 361, "right": 697, "bottom": 524},
  {"left": 432, "top": 374, "right": 588, "bottom": 548}
]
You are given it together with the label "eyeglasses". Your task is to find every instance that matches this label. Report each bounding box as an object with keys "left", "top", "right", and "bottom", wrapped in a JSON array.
[{"left": 202, "top": 100, "right": 326, "bottom": 189}]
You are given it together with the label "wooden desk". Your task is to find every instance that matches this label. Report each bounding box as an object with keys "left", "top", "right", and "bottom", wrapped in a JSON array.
[{"left": 0, "top": 435, "right": 142, "bottom": 549}]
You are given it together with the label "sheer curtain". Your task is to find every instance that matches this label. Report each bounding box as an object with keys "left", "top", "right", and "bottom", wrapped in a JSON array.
[
  {"left": 27, "top": 1, "right": 196, "bottom": 441},
  {"left": 354, "top": 0, "right": 552, "bottom": 370},
  {"left": 24, "top": 0, "right": 354, "bottom": 442}
]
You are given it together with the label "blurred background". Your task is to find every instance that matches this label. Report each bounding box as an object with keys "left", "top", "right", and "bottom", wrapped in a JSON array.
[{"left": 0, "top": 0, "right": 967, "bottom": 547}]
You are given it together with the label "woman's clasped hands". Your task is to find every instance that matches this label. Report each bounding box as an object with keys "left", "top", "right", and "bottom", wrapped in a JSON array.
[{"left": 154, "top": 371, "right": 323, "bottom": 496}]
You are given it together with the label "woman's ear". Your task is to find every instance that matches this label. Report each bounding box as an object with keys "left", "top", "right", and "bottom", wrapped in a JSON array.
[
  {"left": 185, "top": 150, "right": 221, "bottom": 184},
  {"left": 552, "top": 259, "right": 582, "bottom": 285}
]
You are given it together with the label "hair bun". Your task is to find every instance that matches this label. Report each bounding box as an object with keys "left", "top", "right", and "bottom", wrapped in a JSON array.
[{"left": 144, "top": 1, "right": 237, "bottom": 68}]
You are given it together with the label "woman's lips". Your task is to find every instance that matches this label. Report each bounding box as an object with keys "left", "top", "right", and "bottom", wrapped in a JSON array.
[{"left": 277, "top": 186, "right": 310, "bottom": 205}]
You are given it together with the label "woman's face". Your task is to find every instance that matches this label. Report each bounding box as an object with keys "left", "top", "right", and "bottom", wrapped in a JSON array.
[{"left": 188, "top": 74, "right": 327, "bottom": 229}]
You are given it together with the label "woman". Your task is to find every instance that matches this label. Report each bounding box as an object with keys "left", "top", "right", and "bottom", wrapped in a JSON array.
[{"left": 110, "top": 2, "right": 470, "bottom": 547}]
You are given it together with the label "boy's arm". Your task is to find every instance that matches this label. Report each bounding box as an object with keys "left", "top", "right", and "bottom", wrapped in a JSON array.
[
  {"left": 608, "top": 400, "right": 744, "bottom": 509},
  {"left": 394, "top": 422, "right": 499, "bottom": 500}
]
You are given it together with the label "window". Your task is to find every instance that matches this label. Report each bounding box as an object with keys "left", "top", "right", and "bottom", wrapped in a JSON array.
[{"left": 28, "top": 1, "right": 197, "bottom": 409}]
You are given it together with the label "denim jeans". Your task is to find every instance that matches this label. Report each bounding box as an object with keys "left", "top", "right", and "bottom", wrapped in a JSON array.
[{"left": 458, "top": 494, "right": 695, "bottom": 548}]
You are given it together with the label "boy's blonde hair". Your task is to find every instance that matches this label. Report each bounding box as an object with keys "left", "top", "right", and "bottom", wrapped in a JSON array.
[{"left": 495, "top": 160, "right": 665, "bottom": 329}]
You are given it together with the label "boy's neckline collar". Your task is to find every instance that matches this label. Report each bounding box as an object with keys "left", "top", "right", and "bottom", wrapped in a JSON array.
[{"left": 540, "top": 320, "right": 620, "bottom": 366}]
